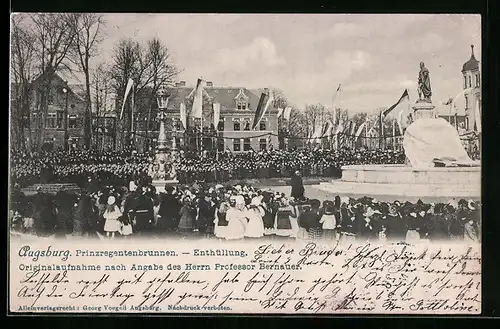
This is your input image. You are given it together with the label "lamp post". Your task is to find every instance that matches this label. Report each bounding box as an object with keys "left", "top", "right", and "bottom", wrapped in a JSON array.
[
  {"left": 156, "top": 85, "right": 170, "bottom": 153},
  {"left": 62, "top": 86, "right": 69, "bottom": 151}
]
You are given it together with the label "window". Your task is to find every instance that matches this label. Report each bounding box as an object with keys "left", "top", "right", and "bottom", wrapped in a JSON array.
[
  {"left": 174, "top": 118, "right": 182, "bottom": 131},
  {"left": 233, "top": 138, "right": 241, "bottom": 151},
  {"left": 237, "top": 100, "right": 247, "bottom": 110},
  {"left": 243, "top": 138, "right": 251, "bottom": 151},
  {"left": 465, "top": 117, "right": 469, "bottom": 131},
  {"left": 243, "top": 121, "right": 250, "bottom": 131},
  {"left": 464, "top": 76, "right": 467, "bottom": 89},
  {"left": 56, "top": 111, "right": 64, "bottom": 129},
  {"left": 217, "top": 120, "right": 224, "bottom": 131},
  {"left": 259, "top": 120, "right": 267, "bottom": 131},
  {"left": 233, "top": 120, "right": 240, "bottom": 131},
  {"left": 465, "top": 95, "right": 468, "bottom": 109},
  {"left": 259, "top": 138, "right": 267, "bottom": 150},
  {"left": 468, "top": 76, "right": 472, "bottom": 88},
  {"left": 476, "top": 74, "right": 480, "bottom": 87},
  {"left": 46, "top": 113, "right": 57, "bottom": 129},
  {"left": 68, "top": 115, "right": 78, "bottom": 128},
  {"left": 217, "top": 138, "right": 225, "bottom": 151}
]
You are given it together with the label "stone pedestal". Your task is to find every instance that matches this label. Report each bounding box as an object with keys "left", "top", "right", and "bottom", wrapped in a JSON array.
[
  {"left": 152, "top": 179, "right": 179, "bottom": 193},
  {"left": 412, "top": 101, "right": 437, "bottom": 120}
]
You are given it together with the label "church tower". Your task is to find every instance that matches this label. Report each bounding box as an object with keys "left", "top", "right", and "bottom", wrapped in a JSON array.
[{"left": 461, "top": 44, "right": 481, "bottom": 131}]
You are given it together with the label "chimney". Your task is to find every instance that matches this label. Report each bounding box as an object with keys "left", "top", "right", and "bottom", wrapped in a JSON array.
[{"left": 206, "top": 81, "right": 213, "bottom": 87}]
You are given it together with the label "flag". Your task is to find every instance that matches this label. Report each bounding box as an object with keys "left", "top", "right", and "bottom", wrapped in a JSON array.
[
  {"left": 382, "top": 89, "right": 409, "bottom": 118},
  {"left": 180, "top": 103, "right": 187, "bottom": 130},
  {"left": 283, "top": 106, "right": 292, "bottom": 121},
  {"left": 397, "top": 110, "right": 404, "bottom": 134},
  {"left": 451, "top": 88, "right": 473, "bottom": 113},
  {"left": 277, "top": 108, "right": 284, "bottom": 118},
  {"left": 442, "top": 97, "right": 453, "bottom": 105},
  {"left": 354, "top": 121, "right": 367, "bottom": 142},
  {"left": 321, "top": 120, "right": 333, "bottom": 137},
  {"left": 119, "top": 78, "right": 134, "bottom": 120},
  {"left": 350, "top": 121, "right": 357, "bottom": 136},
  {"left": 252, "top": 91, "right": 273, "bottom": 130},
  {"left": 332, "top": 84, "right": 341, "bottom": 125},
  {"left": 213, "top": 103, "right": 221, "bottom": 130},
  {"left": 191, "top": 78, "right": 204, "bottom": 119}
]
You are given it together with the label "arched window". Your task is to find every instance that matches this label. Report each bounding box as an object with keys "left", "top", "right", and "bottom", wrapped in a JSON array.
[
  {"left": 243, "top": 120, "right": 250, "bottom": 131},
  {"left": 465, "top": 95, "right": 469, "bottom": 109},
  {"left": 233, "top": 119, "right": 240, "bottom": 131},
  {"left": 476, "top": 74, "right": 480, "bottom": 87}
]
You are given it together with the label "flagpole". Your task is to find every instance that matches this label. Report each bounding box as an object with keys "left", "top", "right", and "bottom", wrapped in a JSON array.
[
  {"left": 131, "top": 83, "right": 135, "bottom": 149},
  {"left": 392, "top": 119, "right": 396, "bottom": 150}
]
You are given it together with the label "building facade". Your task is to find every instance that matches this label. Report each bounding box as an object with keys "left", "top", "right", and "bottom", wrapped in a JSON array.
[
  {"left": 23, "top": 73, "right": 87, "bottom": 151},
  {"left": 437, "top": 45, "right": 481, "bottom": 134},
  {"left": 132, "top": 81, "right": 279, "bottom": 153},
  {"left": 461, "top": 45, "right": 481, "bottom": 132}
]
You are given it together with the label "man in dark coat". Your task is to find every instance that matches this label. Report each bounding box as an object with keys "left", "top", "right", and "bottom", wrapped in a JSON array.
[
  {"left": 290, "top": 170, "right": 305, "bottom": 201},
  {"left": 32, "top": 187, "right": 57, "bottom": 237},
  {"left": 133, "top": 187, "right": 155, "bottom": 236},
  {"left": 158, "top": 185, "right": 181, "bottom": 233}
]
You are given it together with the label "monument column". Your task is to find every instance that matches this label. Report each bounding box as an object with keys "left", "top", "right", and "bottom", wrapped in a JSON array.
[{"left": 148, "top": 85, "right": 179, "bottom": 193}]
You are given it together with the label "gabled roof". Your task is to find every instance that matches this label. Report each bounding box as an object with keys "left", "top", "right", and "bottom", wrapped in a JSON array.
[{"left": 166, "top": 85, "right": 277, "bottom": 112}]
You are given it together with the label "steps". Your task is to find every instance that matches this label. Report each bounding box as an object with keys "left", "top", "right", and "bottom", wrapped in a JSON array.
[{"left": 317, "top": 181, "right": 480, "bottom": 199}]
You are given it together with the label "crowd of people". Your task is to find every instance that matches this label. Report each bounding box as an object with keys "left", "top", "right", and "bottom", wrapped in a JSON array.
[
  {"left": 9, "top": 148, "right": 406, "bottom": 188},
  {"left": 10, "top": 177, "right": 481, "bottom": 243}
]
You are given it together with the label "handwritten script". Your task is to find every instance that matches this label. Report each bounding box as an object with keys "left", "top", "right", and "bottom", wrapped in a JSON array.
[{"left": 9, "top": 239, "right": 481, "bottom": 314}]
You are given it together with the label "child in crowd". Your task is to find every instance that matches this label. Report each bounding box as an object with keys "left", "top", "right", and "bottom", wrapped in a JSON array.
[
  {"left": 320, "top": 200, "right": 337, "bottom": 241},
  {"left": 103, "top": 196, "right": 122, "bottom": 239}
]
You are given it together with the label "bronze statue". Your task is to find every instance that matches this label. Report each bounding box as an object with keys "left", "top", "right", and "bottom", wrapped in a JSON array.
[{"left": 417, "top": 62, "right": 432, "bottom": 102}]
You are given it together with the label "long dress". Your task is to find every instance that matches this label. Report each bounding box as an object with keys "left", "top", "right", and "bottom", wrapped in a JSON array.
[
  {"left": 244, "top": 207, "right": 265, "bottom": 238},
  {"left": 178, "top": 205, "right": 195, "bottom": 232},
  {"left": 225, "top": 207, "right": 247, "bottom": 240},
  {"left": 104, "top": 206, "right": 122, "bottom": 233},
  {"left": 274, "top": 206, "right": 294, "bottom": 237},
  {"left": 214, "top": 203, "right": 229, "bottom": 239}
]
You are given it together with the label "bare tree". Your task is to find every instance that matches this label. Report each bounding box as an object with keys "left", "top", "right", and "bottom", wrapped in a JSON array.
[
  {"left": 142, "top": 38, "right": 181, "bottom": 150},
  {"left": 28, "top": 13, "right": 76, "bottom": 150},
  {"left": 68, "top": 13, "right": 105, "bottom": 149},
  {"left": 109, "top": 39, "right": 142, "bottom": 148},
  {"left": 10, "top": 15, "right": 36, "bottom": 151},
  {"left": 110, "top": 37, "right": 181, "bottom": 149}
]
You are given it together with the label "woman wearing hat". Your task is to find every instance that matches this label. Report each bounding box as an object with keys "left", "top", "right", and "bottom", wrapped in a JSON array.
[
  {"left": 405, "top": 207, "right": 422, "bottom": 243},
  {"left": 244, "top": 196, "right": 265, "bottom": 239},
  {"left": 225, "top": 195, "right": 247, "bottom": 240},
  {"left": 274, "top": 197, "right": 295, "bottom": 238},
  {"left": 319, "top": 200, "right": 337, "bottom": 241},
  {"left": 103, "top": 196, "right": 122, "bottom": 239},
  {"left": 178, "top": 196, "right": 195, "bottom": 236}
]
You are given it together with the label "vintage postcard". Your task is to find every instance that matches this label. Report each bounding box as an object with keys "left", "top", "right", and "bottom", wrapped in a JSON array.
[{"left": 8, "top": 13, "right": 481, "bottom": 314}]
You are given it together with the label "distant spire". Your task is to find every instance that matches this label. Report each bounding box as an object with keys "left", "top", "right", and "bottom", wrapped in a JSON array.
[{"left": 471, "top": 44, "right": 475, "bottom": 59}]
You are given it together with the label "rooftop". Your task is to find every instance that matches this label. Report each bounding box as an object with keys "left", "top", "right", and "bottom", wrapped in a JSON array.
[{"left": 462, "top": 45, "right": 479, "bottom": 72}]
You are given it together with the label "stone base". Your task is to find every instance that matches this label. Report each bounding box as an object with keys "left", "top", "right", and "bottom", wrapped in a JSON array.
[
  {"left": 412, "top": 101, "right": 437, "bottom": 120},
  {"left": 316, "top": 164, "right": 480, "bottom": 201},
  {"left": 152, "top": 179, "right": 179, "bottom": 193}
]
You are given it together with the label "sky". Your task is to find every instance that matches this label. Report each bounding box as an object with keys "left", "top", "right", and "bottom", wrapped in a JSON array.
[{"left": 67, "top": 13, "right": 481, "bottom": 114}]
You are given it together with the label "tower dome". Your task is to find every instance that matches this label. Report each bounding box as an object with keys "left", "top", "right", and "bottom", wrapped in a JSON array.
[{"left": 462, "top": 45, "right": 479, "bottom": 72}]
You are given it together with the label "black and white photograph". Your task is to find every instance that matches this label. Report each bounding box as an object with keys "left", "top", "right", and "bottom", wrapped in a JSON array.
[{"left": 8, "top": 13, "right": 482, "bottom": 314}]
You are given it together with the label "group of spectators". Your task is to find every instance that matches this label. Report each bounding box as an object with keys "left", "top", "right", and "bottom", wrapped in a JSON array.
[
  {"left": 10, "top": 148, "right": 406, "bottom": 188},
  {"left": 10, "top": 177, "right": 481, "bottom": 243}
]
